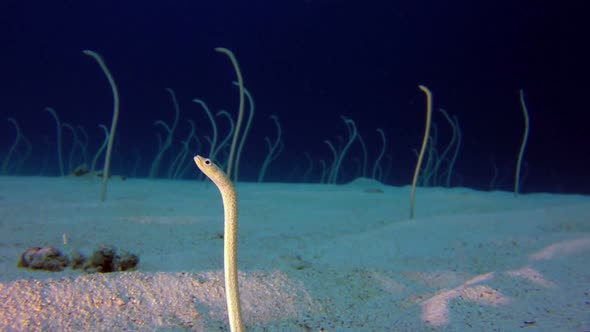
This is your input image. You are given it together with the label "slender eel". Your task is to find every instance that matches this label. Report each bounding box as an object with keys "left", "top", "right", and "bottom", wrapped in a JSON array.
[{"left": 193, "top": 155, "right": 244, "bottom": 332}]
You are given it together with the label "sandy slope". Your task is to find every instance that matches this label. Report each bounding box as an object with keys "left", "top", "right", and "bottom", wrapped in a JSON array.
[{"left": 0, "top": 176, "right": 589, "bottom": 331}]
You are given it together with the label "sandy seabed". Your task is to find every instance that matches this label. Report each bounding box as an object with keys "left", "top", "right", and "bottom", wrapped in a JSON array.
[{"left": 1, "top": 176, "right": 589, "bottom": 331}]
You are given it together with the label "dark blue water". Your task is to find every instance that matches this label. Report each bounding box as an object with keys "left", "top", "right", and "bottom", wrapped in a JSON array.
[{"left": 1, "top": 1, "right": 587, "bottom": 193}]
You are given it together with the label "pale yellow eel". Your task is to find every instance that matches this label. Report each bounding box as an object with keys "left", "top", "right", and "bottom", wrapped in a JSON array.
[{"left": 193, "top": 155, "right": 244, "bottom": 332}]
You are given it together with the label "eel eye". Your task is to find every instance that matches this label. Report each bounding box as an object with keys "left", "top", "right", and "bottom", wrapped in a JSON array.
[{"left": 204, "top": 159, "right": 211, "bottom": 165}]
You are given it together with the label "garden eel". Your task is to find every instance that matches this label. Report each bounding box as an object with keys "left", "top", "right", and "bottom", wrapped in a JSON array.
[{"left": 194, "top": 155, "right": 244, "bottom": 332}]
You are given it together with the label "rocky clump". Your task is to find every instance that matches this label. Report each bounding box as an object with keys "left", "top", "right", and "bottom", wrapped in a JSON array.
[{"left": 18, "top": 245, "right": 139, "bottom": 273}]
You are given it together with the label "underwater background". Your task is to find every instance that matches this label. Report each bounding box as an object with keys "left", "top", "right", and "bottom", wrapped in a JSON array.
[{"left": 1, "top": 0, "right": 588, "bottom": 193}]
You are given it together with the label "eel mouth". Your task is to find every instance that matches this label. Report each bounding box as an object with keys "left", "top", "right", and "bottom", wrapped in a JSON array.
[{"left": 193, "top": 155, "right": 207, "bottom": 169}]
